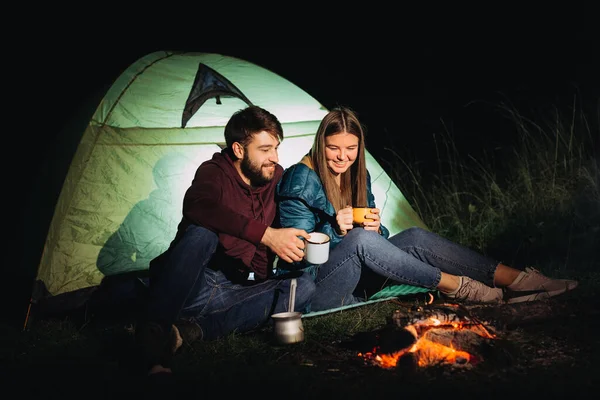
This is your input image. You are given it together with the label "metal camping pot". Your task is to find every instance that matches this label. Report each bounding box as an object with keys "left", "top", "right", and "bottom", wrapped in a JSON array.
[{"left": 272, "top": 311, "right": 304, "bottom": 344}]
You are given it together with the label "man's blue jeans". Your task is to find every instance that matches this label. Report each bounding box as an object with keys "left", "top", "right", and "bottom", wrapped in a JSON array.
[
  {"left": 148, "top": 225, "right": 316, "bottom": 340},
  {"left": 311, "top": 227, "right": 499, "bottom": 311}
]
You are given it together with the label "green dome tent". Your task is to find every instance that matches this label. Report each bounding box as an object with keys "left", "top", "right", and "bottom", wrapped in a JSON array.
[{"left": 27, "top": 51, "right": 429, "bottom": 325}]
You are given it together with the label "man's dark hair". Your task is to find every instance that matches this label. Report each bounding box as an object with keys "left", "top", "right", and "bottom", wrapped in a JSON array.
[{"left": 224, "top": 105, "right": 284, "bottom": 149}]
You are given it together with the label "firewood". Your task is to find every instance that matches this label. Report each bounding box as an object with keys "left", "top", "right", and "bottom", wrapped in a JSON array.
[
  {"left": 390, "top": 298, "right": 575, "bottom": 331},
  {"left": 423, "top": 327, "right": 494, "bottom": 354}
]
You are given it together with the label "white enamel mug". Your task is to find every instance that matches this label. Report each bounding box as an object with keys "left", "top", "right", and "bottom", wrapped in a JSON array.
[{"left": 304, "top": 232, "right": 330, "bottom": 264}]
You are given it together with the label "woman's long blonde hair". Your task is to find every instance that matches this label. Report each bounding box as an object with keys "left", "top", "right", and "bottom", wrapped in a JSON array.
[{"left": 310, "top": 106, "right": 368, "bottom": 212}]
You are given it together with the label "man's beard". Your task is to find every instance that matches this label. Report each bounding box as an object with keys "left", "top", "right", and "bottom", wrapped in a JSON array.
[{"left": 240, "top": 154, "right": 275, "bottom": 187}]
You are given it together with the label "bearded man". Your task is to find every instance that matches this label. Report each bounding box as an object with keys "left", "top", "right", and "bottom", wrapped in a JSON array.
[{"left": 136, "top": 106, "right": 315, "bottom": 375}]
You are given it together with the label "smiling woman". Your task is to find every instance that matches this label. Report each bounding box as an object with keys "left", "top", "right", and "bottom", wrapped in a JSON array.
[{"left": 275, "top": 106, "right": 579, "bottom": 313}]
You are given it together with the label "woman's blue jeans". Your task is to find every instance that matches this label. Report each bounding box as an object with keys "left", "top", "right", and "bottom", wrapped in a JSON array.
[
  {"left": 311, "top": 227, "right": 499, "bottom": 311},
  {"left": 147, "top": 225, "right": 316, "bottom": 340}
]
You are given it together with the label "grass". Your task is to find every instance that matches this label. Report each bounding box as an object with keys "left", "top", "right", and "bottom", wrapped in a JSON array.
[
  {"left": 384, "top": 99, "right": 599, "bottom": 274},
  {"left": 3, "top": 100, "right": 600, "bottom": 398}
]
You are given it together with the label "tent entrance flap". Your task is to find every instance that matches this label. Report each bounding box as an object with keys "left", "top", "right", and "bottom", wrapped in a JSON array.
[{"left": 182, "top": 62, "right": 253, "bottom": 128}]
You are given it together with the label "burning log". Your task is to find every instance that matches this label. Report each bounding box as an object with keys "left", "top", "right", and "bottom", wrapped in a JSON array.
[
  {"left": 356, "top": 301, "right": 542, "bottom": 369},
  {"left": 353, "top": 298, "right": 577, "bottom": 369},
  {"left": 357, "top": 322, "right": 488, "bottom": 369},
  {"left": 421, "top": 327, "right": 494, "bottom": 359},
  {"left": 390, "top": 299, "right": 574, "bottom": 331}
]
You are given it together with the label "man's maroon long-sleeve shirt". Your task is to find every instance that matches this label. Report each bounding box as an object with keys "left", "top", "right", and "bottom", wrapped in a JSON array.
[{"left": 164, "top": 149, "right": 283, "bottom": 281}]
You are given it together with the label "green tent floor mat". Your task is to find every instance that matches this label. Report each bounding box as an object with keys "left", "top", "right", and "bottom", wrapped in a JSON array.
[
  {"left": 302, "top": 284, "right": 435, "bottom": 319},
  {"left": 368, "top": 283, "right": 432, "bottom": 300}
]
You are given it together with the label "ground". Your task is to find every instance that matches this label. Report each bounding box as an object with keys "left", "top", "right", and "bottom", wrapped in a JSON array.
[{"left": 3, "top": 290, "right": 599, "bottom": 399}]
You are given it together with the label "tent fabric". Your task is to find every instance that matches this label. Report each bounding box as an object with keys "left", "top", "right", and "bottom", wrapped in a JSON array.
[{"left": 33, "top": 50, "right": 430, "bottom": 311}]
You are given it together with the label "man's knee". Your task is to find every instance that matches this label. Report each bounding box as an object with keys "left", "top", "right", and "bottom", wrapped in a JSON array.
[
  {"left": 186, "top": 225, "right": 218, "bottom": 242},
  {"left": 182, "top": 225, "right": 219, "bottom": 251}
]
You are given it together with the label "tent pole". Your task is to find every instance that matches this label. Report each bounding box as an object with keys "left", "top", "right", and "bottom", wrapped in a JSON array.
[{"left": 22, "top": 298, "right": 35, "bottom": 331}]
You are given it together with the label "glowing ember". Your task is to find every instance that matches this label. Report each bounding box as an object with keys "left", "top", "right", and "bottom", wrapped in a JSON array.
[{"left": 359, "top": 311, "right": 495, "bottom": 368}]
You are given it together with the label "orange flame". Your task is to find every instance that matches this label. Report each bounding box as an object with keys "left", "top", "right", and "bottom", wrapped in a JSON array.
[
  {"left": 426, "top": 293, "right": 435, "bottom": 305},
  {"left": 360, "top": 316, "right": 494, "bottom": 368},
  {"left": 360, "top": 336, "right": 472, "bottom": 368},
  {"left": 358, "top": 338, "right": 474, "bottom": 368}
]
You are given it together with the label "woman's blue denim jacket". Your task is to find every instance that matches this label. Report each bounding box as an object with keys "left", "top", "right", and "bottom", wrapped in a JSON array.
[{"left": 275, "top": 163, "right": 389, "bottom": 279}]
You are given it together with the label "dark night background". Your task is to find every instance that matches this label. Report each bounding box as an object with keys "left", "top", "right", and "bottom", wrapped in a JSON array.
[{"left": 4, "top": 10, "right": 599, "bottom": 325}]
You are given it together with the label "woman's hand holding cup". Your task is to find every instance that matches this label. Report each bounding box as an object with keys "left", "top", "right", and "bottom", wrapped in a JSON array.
[
  {"left": 352, "top": 206, "right": 381, "bottom": 232},
  {"left": 336, "top": 206, "right": 354, "bottom": 235}
]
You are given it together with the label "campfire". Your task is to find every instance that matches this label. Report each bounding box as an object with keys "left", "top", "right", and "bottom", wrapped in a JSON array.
[{"left": 358, "top": 303, "right": 499, "bottom": 369}]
